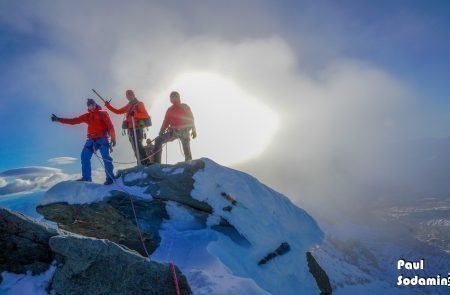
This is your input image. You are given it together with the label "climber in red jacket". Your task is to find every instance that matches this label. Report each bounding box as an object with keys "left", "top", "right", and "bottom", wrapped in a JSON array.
[
  {"left": 104, "top": 89, "right": 151, "bottom": 165},
  {"left": 51, "top": 99, "right": 116, "bottom": 185},
  {"left": 153, "top": 91, "right": 197, "bottom": 163}
]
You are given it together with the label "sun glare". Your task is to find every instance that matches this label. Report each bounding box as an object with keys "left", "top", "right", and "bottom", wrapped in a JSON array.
[{"left": 149, "top": 72, "right": 279, "bottom": 166}]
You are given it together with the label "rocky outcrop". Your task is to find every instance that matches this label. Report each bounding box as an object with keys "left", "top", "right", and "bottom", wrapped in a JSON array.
[
  {"left": 37, "top": 160, "right": 214, "bottom": 257},
  {"left": 0, "top": 206, "right": 191, "bottom": 294},
  {"left": 50, "top": 235, "right": 190, "bottom": 295},
  {"left": 37, "top": 195, "right": 168, "bottom": 256},
  {"left": 306, "top": 251, "right": 332, "bottom": 295},
  {"left": 0, "top": 207, "right": 59, "bottom": 281},
  {"left": 122, "top": 161, "right": 212, "bottom": 213}
]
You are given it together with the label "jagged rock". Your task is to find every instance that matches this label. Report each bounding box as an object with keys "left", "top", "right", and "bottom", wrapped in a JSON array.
[
  {"left": 49, "top": 235, "right": 191, "bottom": 295},
  {"left": 0, "top": 207, "right": 58, "bottom": 281},
  {"left": 37, "top": 196, "right": 168, "bottom": 256},
  {"left": 306, "top": 251, "right": 332, "bottom": 295}
]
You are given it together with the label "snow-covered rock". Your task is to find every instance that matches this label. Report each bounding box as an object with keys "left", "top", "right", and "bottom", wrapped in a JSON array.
[{"left": 35, "top": 158, "right": 327, "bottom": 294}]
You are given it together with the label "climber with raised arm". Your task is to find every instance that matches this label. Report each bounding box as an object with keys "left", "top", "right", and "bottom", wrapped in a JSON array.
[
  {"left": 104, "top": 89, "right": 152, "bottom": 166},
  {"left": 51, "top": 99, "right": 116, "bottom": 185}
]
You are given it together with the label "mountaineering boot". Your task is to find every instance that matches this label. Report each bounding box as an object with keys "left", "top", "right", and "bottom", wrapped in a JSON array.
[
  {"left": 104, "top": 178, "right": 114, "bottom": 185},
  {"left": 76, "top": 177, "right": 92, "bottom": 182}
]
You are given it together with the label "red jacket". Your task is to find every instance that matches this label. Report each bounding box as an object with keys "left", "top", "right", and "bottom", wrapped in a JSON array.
[
  {"left": 105, "top": 99, "right": 150, "bottom": 129},
  {"left": 58, "top": 105, "right": 116, "bottom": 141},
  {"left": 160, "top": 101, "right": 195, "bottom": 132}
]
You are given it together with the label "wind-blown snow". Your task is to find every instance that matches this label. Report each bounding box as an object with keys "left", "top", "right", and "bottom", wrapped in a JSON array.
[
  {"left": 153, "top": 159, "right": 324, "bottom": 295},
  {"left": 151, "top": 202, "right": 270, "bottom": 295},
  {"left": 0, "top": 263, "right": 56, "bottom": 295}
]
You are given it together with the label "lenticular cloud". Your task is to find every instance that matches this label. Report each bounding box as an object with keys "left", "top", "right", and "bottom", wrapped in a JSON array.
[
  {"left": 48, "top": 157, "right": 78, "bottom": 165},
  {"left": 0, "top": 166, "right": 73, "bottom": 196}
]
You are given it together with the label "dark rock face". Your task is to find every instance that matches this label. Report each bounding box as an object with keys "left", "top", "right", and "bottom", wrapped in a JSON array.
[
  {"left": 0, "top": 207, "right": 58, "bottom": 280},
  {"left": 37, "top": 196, "right": 168, "bottom": 256},
  {"left": 0, "top": 206, "right": 192, "bottom": 294},
  {"left": 49, "top": 235, "right": 191, "bottom": 295},
  {"left": 306, "top": 251, "right": 332, "bottom": 295}
]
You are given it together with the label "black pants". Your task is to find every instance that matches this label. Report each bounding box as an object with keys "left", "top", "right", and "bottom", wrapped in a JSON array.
[
  {"left": 128, "top": 128, "right": 150, "bottom": 165},
  {"left": 153, "top": 129, "right": 192, "bottom": 163}
]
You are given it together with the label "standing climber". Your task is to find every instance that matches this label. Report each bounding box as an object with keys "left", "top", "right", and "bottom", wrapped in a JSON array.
[
  {"left": 154, "top": 91, "right": 197, "bottom": 163},
  {"left": 104, "top": 89, "right": 152, "bottom": 165},
  {"left": 51, "top": 99, "right": 116, "bottom": 185}
]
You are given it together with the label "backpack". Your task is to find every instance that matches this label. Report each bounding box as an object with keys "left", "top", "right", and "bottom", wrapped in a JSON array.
[{"left": 122, "top": 101, "right": 152, "bottom": 129}]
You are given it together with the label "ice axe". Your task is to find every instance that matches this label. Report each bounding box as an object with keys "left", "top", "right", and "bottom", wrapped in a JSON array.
[{"left": 92, "top": 89, "right": 110, "bottom": 103}]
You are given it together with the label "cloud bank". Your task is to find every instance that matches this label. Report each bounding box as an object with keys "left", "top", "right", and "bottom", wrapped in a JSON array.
[{"left": 0, "top": 167, "right": 74, "bottom": 196}]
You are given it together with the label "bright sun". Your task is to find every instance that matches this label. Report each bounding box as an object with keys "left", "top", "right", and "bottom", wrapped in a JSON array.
[{"left": 149, "top": 72, "right": 279, "bottom": 166}]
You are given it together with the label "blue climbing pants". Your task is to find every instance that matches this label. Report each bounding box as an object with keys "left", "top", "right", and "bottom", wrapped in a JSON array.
[{"left": 81, "top": 137, "right": 114, "bottom": 181}]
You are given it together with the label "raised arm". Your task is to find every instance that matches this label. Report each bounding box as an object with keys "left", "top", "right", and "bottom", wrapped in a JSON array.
[
  {"left": 104, "top": 101, "right": 128, "bottom": 115},
  {"left": 57, "top": 113, "right": 89, "bottom": 125}
]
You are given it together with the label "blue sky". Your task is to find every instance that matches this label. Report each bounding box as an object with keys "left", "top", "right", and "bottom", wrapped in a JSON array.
[{"left": 1, "top": 1, "right": 450, "bottom": 208}]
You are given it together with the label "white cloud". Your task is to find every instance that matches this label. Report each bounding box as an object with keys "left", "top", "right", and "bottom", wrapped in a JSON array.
[
  {"left": 0, "top": 167, "right": 76, "bottom": 196},
  {"left": 48, "top": 157, "right": 78, "bottom": 165}
]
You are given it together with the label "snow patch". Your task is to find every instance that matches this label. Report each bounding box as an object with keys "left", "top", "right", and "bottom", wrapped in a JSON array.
[
  {"left": 40, "top": 178, "right": 153, "bottom": 206},
  {"left": 40, "top": 181, "right": 114, "bottom": 205},
  {"left": 123, "top": 171, "right": 148, "bottom": 183},
  {"left": 152, "top": 220, "right": 269, "bottom": 295},
  {"left": 0, "top": 262, "right": 56, "bottom": 295},
  {"left": 160, "top": 167, "right": 184, "bottom": 175}
]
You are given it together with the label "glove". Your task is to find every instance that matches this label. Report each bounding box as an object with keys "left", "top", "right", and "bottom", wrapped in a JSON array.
[
  {"left": 191, "top": 128, "right": 197, "bottom": 139},
  {"left": 51, "top": 114, "right": 59, "bottom": 122},
  {"left": 110, "top": 139, "right": 116, "bottom": 147},
  {"left": 105, "top": 99, "right": 111, "bottom": 105},
  {"left": 159, "top": 130, "right": 164, "bottom": 136}
]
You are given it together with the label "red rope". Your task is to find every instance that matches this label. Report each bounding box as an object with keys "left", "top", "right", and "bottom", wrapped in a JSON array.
[
  {"left": 170, "top": 261, "right": 181, "bottom": 295},
  {"left": 126, "top": 189, "right": 151, "bottom": 257},
  {"left": 94, "top": 142, "right": 182, "bottom": 295},
  {"left": 93, "top": 146, "right": 150, "bottom": 257}
]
